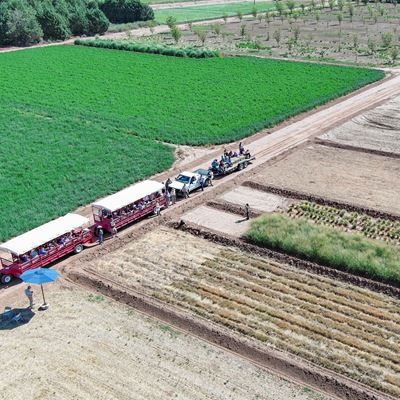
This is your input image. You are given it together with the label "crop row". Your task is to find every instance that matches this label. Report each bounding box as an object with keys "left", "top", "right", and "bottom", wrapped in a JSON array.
[
  {"left": 88, "top": 228, "right": 400, "bottom": 398},
  {"left": 287, "top": 201, "right": 400, "bottom": 244}
]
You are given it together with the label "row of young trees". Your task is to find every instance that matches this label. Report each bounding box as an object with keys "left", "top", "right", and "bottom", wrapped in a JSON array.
[{"left": 0, "top": 0, "right": 154, "bottom": 46}]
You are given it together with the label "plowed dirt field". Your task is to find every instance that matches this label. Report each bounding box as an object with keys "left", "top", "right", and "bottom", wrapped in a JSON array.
[
  {"left": 320, "top": 95, "right": 400, "bottom": 155},
  {"left": 253, "top": 144, "right": 400, "bottom": 215},
  {"left": 1, "top": 284, "right": 330, "bottom": 400},
  {"left": 86, "top": 228, "right": 400, "bottom": 398}
]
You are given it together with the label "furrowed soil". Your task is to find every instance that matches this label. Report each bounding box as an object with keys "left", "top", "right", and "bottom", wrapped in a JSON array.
[
  {"left": 0, "top": 284, "right": 330, "bottom": 400},
  {"left": 84, "top": 227, "right": 400, "bottom": 398},
  {"left": 320, "top": 95, "right": 400, "bottom": 155},
  {"left": 253, "top": 143, "right": 400, "bottom": 215}
]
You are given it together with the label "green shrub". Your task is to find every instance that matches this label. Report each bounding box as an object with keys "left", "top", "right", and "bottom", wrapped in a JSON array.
[
  {"left": 75, "top": 38, "right": 220, "bottom": 57},
  {"left": 0, "top": 0, "right": 108, "bottom": 45},
  {"left": 36, "top": 0, "right": 71, "bottom": 40},
  {"left": 246, "top": 214, "right": 400, "bottom": 285},
  {"left": 0, "top": 0, "right": 43, "bottom": 46},
  {"left": 100, "top": 0, "right": 154, "bottom": 23}
]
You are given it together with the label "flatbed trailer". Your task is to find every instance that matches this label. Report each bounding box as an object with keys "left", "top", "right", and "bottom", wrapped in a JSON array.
[{"left": 211, "top": 153, "right": 255, "bottom": 177}]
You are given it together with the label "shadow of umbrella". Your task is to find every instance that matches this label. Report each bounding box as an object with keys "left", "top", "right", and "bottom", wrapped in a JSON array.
[
  {"left": 20, "top": 268, "right": 60, "bottom": 311},
  {"left": 0, "top": 307, "right": 35, "bottom": 331}
]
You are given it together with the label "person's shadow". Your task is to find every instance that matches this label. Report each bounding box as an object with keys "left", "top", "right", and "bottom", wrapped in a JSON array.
[{"left": 0, "top": 307, "right": 35, "bottom": 330}]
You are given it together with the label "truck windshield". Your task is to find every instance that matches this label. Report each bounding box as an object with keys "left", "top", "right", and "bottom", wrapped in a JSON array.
[{"left": 176, "top": 175, "right": 190, "bottom": 183}]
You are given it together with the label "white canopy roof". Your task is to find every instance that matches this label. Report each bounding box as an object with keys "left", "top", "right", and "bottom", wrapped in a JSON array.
[
  {"left": 0, "top": 213, "right": 90, "bottom": 256},
  {"left": 92, "top": 180, "right": 163, "bottom": 212}
]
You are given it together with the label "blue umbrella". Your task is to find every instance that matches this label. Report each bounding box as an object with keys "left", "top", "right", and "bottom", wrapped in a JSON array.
[{"left": 20, "top": 268, "right": 60, "bottom": 310}]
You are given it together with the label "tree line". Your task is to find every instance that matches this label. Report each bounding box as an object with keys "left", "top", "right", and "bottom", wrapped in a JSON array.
[{"left": 0, "top": 0, "right": 154, "bottom": 46}]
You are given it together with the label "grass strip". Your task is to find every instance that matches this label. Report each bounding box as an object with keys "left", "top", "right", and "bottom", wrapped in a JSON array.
[{"left": 245, "top": 214, "right": 400, "bottom": 285}]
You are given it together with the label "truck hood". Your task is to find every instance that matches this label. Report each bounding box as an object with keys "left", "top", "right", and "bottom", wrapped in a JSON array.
[{"left": 170, "top": 181, "right": 185, "bottom": 191}]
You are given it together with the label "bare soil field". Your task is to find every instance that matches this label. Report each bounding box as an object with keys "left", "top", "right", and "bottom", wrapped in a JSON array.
[
  {"left": 84, "top": 227, "right": 400, "bottom": 398},
  {"left": 220, "top": 186, "right": 294, "bottom": 212},
  {"left": 253, "top": 143, "right": 400, "bottom": 215},
  {"left": 320, "top": 94, "right": 400, "bottom": 155},
  {"left": 0, "top": 283, "right": 330, "bottom": 400},
  {"left": 182, "top": 205, "right": 252, "bottom": 235}
]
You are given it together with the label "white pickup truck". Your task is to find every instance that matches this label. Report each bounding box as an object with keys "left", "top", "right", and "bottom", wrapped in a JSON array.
[{"left": 169, "top": 169, "right": 210, "bottom": 195}]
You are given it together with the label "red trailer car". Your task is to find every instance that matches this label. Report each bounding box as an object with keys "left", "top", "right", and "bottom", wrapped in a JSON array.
[
  {"left": 92, "top": 180, "right": 166, "bottom": 232},
  {"left": 0, "top": 213, "right": 92, "bottom": 284}
]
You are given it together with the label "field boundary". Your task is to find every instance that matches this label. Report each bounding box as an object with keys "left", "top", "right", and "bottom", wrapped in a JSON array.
[
  {"left": 314, "top": 138, "right": 400, "bottom": 160},
  {"left": 243, "top": 181, "right": 400, "bottom": 221},
  {"left": 171, "top": 220, "right": 400, "bottom": 296},
  {"left": 66, "top": 264, "right": 397, "bottom": 400}
]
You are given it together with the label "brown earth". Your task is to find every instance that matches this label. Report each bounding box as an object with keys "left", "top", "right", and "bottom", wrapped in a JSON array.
[
  {"left": 71, "top": 227, "right": 400, "bottom": 399},
  {"left": 252, "top": 143, "right": 400, "bottom": 215},
  {"left": 1, "top": 283, "right": 332, "bottom": 400},
  {"left": 319, "top": 94, "right": 400, "bottom": 156}
]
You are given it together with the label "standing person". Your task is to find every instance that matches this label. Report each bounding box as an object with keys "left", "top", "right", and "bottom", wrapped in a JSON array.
[
  {"left": 239, "top": 142, "right": 245, "bottom": 155},
  {"left": 25, "top": 286, "right": 34, "bottom": 308},
  {"left": 166, "top": 190, "right": 171, "bottom": 208},
  {"left": 111, "top": 220, "right": 118, "bottom": 238},
  {"left": 98, "top": 227, "right": 104, "bottom": 246},
  {"left": 155, "top": 201, "right": 161, "bottom": 216},
  {"left": 207, "top": 169, "right": 214, "bottom": 186},
  {"left": 245, "top": 203, "right": 250, "bottom": 220},
  {"left": 165, "top": 178, "right": 172, "bottom": 193},
  {"left": 171, "top": 188, "right": 177, "bottom": 205},
  {"left": 200, "top": 175, "right": 205, "bottom": 191},
  {"left": 182, "top": 184, "right": 189, "bottom": 199}
]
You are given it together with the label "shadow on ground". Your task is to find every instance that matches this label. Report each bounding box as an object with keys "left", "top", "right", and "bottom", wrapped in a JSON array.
[{"left": 0, "top": 307, "right": 35, "bottom": 330}]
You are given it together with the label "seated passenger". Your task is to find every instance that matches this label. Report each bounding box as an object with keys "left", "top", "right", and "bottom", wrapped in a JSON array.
[
  {"left": 211, "top": 159, "right": 219, "bottom": 170},
  {"left": 39, "top": 247, "right": 48, "bottom": 256},
  {"left": 20, "top": 254, "right": 30, "bottom": 263},
  {"left": 30, "top": 250, "right": 38, "bottom": 258}
]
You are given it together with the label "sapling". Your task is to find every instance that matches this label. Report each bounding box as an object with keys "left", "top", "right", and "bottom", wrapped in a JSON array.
[
  {"left": 367, "top": 36, "right": 376, "bottom": 54},
  {"left": 273, "top": 29, "right": 281, "bottom": 45},
  {"left": 171, "top": 25, "right": 182, "bottom": 44},
  {"left": 213, "top": 24, "right": 222, "bottom": 36}
]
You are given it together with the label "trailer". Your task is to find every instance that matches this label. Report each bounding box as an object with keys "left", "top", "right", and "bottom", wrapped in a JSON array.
[
  {"left": 0, "top": 214, "right": 92, "bottom": 284},
  {"left": 92, "top": 180, "right": 165, "bottom": 232},
  {"left": 210, "top": 152, "right": 255, "bottom": 177}
]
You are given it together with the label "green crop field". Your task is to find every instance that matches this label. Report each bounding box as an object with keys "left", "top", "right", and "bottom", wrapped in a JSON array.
[
  {"left": 0, "top": 45, "right": 383, "bottom": 242},
  {"left": 154, "top": 1, "right": 276, "bottom": 24}
]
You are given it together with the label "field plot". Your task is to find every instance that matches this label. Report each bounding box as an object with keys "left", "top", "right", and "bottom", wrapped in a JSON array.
[
  {"left": 86, "top": 228, "right": 400, "bottom": 398},
  {"left": 320, "top": 95, "right": 400, "bottom": 155},
  {"left": 0, "top": 285, "right": 329, "bottom": 400},
  {"left": 253, "top": 144, "right": 400, "bottom": 215},
  {"left": 0, "top": 46, "right": 382, "bottom": 242},
  {"left": 154, "top": 1, "right": 276, "bottom": 23},
  {"left": 157, "top": 2, "right": 400, "bottom": 66}
]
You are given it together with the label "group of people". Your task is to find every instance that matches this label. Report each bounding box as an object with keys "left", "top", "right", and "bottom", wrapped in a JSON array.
[
  {"left": 18, "top": 230, "right": 82, "bottom": 264},
  {"left": 211, "top": 142, "right": 250, "bottom": 173},
  {"left": 164, "top": 178, "right": 177, "bottom": 205}
]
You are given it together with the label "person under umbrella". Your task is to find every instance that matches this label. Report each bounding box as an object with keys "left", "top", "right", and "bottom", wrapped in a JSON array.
[{"left": 20, "top": 268, "right": 60, "bottom": 311}]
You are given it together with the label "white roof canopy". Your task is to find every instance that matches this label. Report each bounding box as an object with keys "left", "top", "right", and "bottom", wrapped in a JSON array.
[
  {"left": 92, "top": 180, "right": 164, "bottom": 213},
  {"left": 0, "top": 213, "right": 90, "bottom": 256}
]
